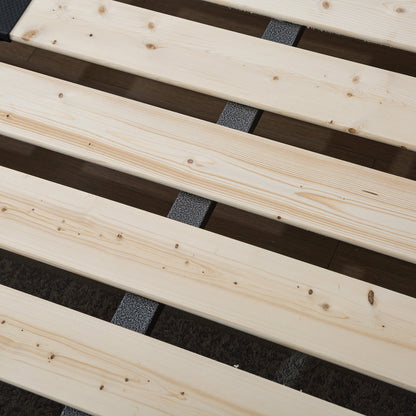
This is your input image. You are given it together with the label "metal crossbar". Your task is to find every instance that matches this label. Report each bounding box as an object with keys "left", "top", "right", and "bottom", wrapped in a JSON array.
[{"left": 60, "top": 16, "right": 303, "bottom": 416}]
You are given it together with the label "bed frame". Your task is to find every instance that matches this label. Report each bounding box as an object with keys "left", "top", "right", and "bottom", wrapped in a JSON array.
[{"left": 0, "top": 1, "right": 415, "bottom": 415}]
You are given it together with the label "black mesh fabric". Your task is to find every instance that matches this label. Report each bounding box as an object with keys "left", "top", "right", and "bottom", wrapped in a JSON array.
[{"left": 0, "top": 0, "right": 32, "bottom": 42}]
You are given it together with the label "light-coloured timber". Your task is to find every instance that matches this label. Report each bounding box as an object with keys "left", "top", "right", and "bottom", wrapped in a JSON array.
[
  {"left": 202, "top": 0, "right": 416, "bottom": 53},
  {"left": 11, "top": 0, "right": 416, "bottom": 149},
  {"left": 1, "top": 63, "right": 415, "bottom": 262},
  {"left": 0, "top": 167, "right": 415, "bottom": 392},
  {"left": 0, "top": 285, "right": 361, "bottom": 416}
]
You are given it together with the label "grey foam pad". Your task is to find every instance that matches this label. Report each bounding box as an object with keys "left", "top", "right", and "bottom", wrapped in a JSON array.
[
  {"left": 167, "top": 191, "right": 216, "bottom": 228},
  {"left": 111, "top": 293, "right": 159, "bottom": 334},
  {"left": 263, "top": 19, "right": 303, "bottom": 45}
]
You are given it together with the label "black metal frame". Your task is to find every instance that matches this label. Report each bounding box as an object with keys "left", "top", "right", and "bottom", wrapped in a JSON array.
[{"left": 0, "top": 0, "right": 32, "bottom": 42}]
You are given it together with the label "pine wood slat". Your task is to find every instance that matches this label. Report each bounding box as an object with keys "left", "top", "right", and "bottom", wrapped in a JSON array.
[
  {"left": 11, "top": 0, "right": 416, "bottom": 149},
  {"left": 203, "top": 0, "right": 416, "bottom": 52},
  {"left": 1, "top": 63, "right": 415, "bottom": 262},
  {"left": 0, "top": 167, "right": 415, "bottom": 392},
  {"left": 0, "top": 285, "right": 362, "bottom": 415}
]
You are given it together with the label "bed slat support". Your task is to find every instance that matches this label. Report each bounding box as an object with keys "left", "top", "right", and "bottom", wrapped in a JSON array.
[{"left": 64, "top": 17, "right": 303, "bottom": 416}]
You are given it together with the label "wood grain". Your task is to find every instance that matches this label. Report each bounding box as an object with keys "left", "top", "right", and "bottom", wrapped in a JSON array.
[
  {"left": 1, "top": 63, "right": 415, "bottom": 262},
  {"left": 0, "top": 167, "right": 415, "bottom": 391},
  {"left": 202, "top": 0, "right": 416, "bottom": 52},
  {"left": 11, "top": 0, "right": 416, "bottom": 149},
  {"left": 0, "top": 285, "right": 361, "bottom": 416}
]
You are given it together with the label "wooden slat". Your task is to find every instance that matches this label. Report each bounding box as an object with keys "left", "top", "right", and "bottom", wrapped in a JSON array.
[
  {"left": 0, "top": 167, "right": 415, "bottom": 392},
  {"left": 0, "top": 285, "right": 361, "bottom": 416},
  {"left": 202, "top": 0, "right": 416, "bottom": 53},
  {"left": 1, "top": 63, "right": 415, "bottom": 262},
  {"left": 11, "top": 0, "right": 416, "bottom": 150}
]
